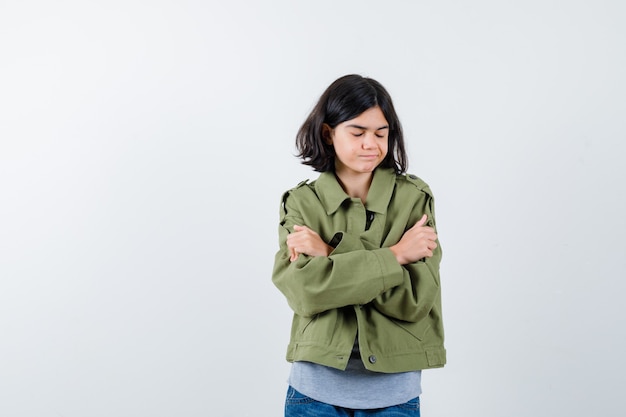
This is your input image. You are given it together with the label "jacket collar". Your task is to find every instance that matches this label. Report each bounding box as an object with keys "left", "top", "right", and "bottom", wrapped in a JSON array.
[{"left": 315, "top": 168, "right": 396, "bottom": 215}]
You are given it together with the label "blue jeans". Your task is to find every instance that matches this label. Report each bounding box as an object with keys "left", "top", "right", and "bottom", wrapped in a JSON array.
[{"left": 284, "top": 386, "right": 420, "bottom": 417}]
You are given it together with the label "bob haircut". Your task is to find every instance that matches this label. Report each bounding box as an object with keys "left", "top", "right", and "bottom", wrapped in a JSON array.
[{"left": 296, "top": 74, "right": 408, "bottom": 174}]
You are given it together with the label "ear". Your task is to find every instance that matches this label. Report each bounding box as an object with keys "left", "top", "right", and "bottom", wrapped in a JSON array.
[{"left": 322, "top": 123, "right": 333, "bottom": 145}]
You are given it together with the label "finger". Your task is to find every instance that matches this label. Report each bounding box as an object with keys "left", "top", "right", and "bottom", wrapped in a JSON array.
[
  {"left": 289, "top": 247, "right": 298, "bottom": 262},
  {"left": 415, "top": 214, "right": 428, "bottom": 228}
]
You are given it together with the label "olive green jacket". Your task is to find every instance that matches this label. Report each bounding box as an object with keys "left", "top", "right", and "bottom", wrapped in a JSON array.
[{"left": 272, "top": 168, "right": 446, "bottom": 373}]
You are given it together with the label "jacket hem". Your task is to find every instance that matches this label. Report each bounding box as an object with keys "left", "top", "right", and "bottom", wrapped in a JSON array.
[{"left": 286, "top": 343, "right": 446, "bottom": 373}]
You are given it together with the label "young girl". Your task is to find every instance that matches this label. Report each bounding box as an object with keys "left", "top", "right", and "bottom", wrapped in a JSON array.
[{"left": 272, "top": 74, "right": 446, "bottom": 416}]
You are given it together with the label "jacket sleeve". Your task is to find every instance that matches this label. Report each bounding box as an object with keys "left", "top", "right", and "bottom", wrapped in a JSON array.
[
  {"left": 370, "top": 186, "right": 443, "bottom": 323},
  {"left": 271, "top": 190, "right": 405, "bottom": 318}
]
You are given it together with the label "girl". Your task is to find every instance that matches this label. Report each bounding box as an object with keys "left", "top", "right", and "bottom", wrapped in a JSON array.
[{"left": 272, "top": 74, "right": 446, "bottom": 416}]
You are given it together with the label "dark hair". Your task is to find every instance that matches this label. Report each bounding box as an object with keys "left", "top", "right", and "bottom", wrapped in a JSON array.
[{"left": 295, "top": 74, "right": 408, "bottom": 173}]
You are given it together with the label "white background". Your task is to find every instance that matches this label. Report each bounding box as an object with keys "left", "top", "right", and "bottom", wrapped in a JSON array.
[{"left": 1, "top": 1, "right": 625, "bottom": 416}]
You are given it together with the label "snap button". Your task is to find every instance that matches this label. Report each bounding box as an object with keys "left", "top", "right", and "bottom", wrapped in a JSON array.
[{"left": 368, "top": 355, "right": 377, "bottom": 364}]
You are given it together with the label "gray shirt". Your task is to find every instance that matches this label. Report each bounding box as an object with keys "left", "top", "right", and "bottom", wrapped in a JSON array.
[{"left": 288, "top": 340, "right": 421, "bottom": 409}]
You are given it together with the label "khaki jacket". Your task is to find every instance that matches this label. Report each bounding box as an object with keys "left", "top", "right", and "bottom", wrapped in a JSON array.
[{"left": 272, "top": 168, "right": 446, "bottom": 373}]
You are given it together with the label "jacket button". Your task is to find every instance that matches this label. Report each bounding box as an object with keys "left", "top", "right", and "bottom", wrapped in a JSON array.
[{"left": 368, "top": 355, "right": 377, "bottom": 364}]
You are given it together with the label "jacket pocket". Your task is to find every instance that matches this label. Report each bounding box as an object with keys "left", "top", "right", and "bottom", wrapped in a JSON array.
[
  {"left": 297, "top": 314, "right": 318, "bottom": 335},
  {"left": 390, "top": 318, "right": 431, "bottom": 341},
  {"left": 293, "top": 308, "right": 355, "bottom": 346}
]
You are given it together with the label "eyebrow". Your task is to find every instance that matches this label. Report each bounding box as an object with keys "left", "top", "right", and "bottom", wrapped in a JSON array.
[{"left": 346, "top": 124, "right": 390, "bottom": 131}]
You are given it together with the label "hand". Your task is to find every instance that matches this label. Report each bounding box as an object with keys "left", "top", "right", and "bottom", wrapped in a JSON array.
[
  {"left": 389, "top": 214, "right": 438, "bottom": 265},
  {"left": 286, "top": 225, "right": 333, "bottom": 262}
]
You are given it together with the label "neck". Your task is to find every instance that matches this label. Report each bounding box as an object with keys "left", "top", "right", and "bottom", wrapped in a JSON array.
[{"left": 334, "top": 170, "right": 374, "bottom": 203}]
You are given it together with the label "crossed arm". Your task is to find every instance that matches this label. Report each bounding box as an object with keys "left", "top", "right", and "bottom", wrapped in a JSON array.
[
  {"left": 273, "top": 190, "right": 442, "bottom": 320},
  {"left": 287, "top": 213, "right": 438, "bottom": 265}
]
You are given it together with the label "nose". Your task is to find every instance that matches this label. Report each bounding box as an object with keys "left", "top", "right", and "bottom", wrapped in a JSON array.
[{"left": 362, "top": 133, "right": 377, "bottom": 148}]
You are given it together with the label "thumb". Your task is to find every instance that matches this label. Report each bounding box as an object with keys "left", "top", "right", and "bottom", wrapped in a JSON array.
[
  {"left": 415, "top": 214, "right": 428, "bottom": 227},
  {"left": 293, "top": 225, "right": 303, "bottom": 232}
]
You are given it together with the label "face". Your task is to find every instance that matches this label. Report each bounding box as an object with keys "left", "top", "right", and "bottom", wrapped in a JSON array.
[{"left": 325, "top": 106, "right": 389, "bottom": 177}]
